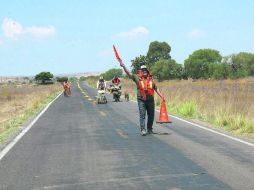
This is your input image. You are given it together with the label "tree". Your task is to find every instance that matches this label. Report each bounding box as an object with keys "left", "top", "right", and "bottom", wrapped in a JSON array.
[
  {"left": 249, "top": 63, "right": 254, "bottom": 76},
  {"left": 79, "top": 76, "right": 86, "bottom": 81},
  {"left": 131, "top": 55, "right": 148, "bottom": 74},
  {"left": 101, "top": 68, "right": 123, "bottom": 81},
  {"left": 146, "top": 41, "right": 171, "bottom": 65},
  {"left": 56, "top": 77, "right": 68, "bottom": 83},
  {"left": 210, "top": 63, "right": 230, "bottom": 79},
  {"left": 150, "top": 59, "right": 183, "bottom": 81},
  {"left": 184, "top": 49, "right": 222, "bottom": 79},
  {"left": 222, "top": 52, "right": 254, "bottom": 78},
  {"left": 83, "top": 75, "right": 99, "bottom": 82},
  {"left": 69, "top": 77, "right": 78, "bottom": 83},
  {"left": 35, "top": 72, "right": 54, "bottom": 84},
  {"left": 233, "top": 52, "right": 254, "bottom": 77}
]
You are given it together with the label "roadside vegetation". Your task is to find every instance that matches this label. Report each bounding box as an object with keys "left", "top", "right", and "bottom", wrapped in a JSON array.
[
  {"left": 0, "top": 80, "right": 62, "bottom": 144},
  {"left": 81, "top": 75, "right": 98, "bottom": 88}
]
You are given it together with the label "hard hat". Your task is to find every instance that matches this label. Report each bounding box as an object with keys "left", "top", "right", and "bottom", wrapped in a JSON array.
[
  {"left": 99, "top": 76, "right": 103, "bottom": 80},
  {"left": 140, "top": 65, "right": 147, "bottom": 70},
  {"left": 140, "top": 65, "right": 147, "bottom": 69}
]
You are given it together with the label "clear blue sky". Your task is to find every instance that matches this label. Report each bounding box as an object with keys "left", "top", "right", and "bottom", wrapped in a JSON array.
[{"left": 0, "top": 0, "right": 253, "bottom": 76}]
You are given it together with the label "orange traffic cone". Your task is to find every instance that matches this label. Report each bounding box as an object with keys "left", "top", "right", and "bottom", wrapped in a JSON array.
[{"left": 157, "top": 99, "right": 172, "bottom": 123}]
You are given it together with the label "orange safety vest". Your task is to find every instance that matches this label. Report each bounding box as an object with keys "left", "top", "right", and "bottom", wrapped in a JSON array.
[
  {"left": 138, "top": 70, "right": 155, "bottom": 100},
  {"left": 112, "top": 78, "right": 120, "bottom": 85},
  {"left": 63, "top": 82, "right": 68, "bottom": 90}
]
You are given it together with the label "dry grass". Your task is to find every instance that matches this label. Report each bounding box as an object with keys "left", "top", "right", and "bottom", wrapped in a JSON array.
[
  {"left": 84, "top": 78, "right": 98, "bottom": 88},
  {"left": 122, "top": 77, "right": 254, "bottom": 138},
  {"left": 0, "top": 83, "right": 62, "bottom": 143}
]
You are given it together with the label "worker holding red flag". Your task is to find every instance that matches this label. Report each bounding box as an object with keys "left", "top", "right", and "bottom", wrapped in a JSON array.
[{"left": 113, "top": 46, "right": 165, "bottom": 136}]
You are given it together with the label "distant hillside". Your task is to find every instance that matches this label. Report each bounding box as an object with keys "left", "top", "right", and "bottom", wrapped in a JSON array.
[
  {"left": 0, "top": 76, "right": 31, "bottom": 84},
  {"left": 55, "top": 72, "right": 102, "bottom": 78},
  {"left": 0, "top": 72, "right": 102, "bottom": 84}
]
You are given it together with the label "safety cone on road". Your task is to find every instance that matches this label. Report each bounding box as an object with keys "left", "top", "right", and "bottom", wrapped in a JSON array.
[{"left": 156, "top": 99, "right": 172, "bottom": 123}]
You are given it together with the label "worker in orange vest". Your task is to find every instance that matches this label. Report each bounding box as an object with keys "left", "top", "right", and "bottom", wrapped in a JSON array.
[
  {"left": 63, "top": 81, "right": 71, "bottom": 96},
  {"left": 120, "top": 62, "right": 164, "bottom": 136}
]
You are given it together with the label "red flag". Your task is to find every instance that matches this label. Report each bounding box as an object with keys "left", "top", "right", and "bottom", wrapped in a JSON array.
[{"left": 113, "top": 45, "right": 121, "bottom": 61}]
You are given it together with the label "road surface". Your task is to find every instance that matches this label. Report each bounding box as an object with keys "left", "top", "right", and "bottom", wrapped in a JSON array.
[{"left": 0, "top": 81, "right": 254, "bottom": 190}]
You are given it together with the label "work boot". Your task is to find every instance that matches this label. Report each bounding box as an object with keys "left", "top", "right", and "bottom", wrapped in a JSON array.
[
  {"left": 147, "top": 128, "right": 155, "bottom": 134},
  {"left": 141, "top": 129, "right": 146, "bottom": 136}
]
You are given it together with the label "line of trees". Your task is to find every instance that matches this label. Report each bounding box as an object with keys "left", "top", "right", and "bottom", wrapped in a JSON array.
[
  {"left": 100, "top": 68, "right": 123, "bottom": 81},
  {"left": 34, "top": 72, "right": 75, "bottom": 84},
  {"left": 83, "top": 68, "right": 123, "bottom": 82},
  {"left": 130, "top": 41, "right": 254, "bottom": 81}
]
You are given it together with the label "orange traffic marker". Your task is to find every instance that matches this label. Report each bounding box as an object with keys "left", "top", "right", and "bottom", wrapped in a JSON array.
[
  {"left": 157, "top": 99, "right": 172, "bottom": 123},
  {"left": 113, "top": 45, "right": 121, "bottom": 61}
]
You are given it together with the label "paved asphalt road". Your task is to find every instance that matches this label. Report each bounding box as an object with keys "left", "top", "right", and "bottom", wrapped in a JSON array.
[{"left": 0, "top": 81, "right": 254, "bottom": 190}]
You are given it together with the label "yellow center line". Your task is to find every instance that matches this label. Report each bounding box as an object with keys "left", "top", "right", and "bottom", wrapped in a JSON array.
[
  {"left": 116, "top": 129, "right": 128, "bottom": 139},
  {"left": 77, "top": 82, "right": 97, "bottom": 104}
]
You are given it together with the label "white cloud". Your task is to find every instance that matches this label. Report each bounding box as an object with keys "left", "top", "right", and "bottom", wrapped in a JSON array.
[
  {"left": 114, "top": 26, "right": 149, "bottom": 39},
  {"left": 2, "top": 18, "right": 23, "bottom": 40},
  {"left": 187, "top": 29, "right": 206, "bottom": 39},
  {"left": 2, "top": 18, "right": 56, "bottom": 40}
]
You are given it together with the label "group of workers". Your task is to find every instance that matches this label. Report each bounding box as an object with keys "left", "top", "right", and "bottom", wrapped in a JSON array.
[
  {"left": 96, "top": 76, "right": 121, "bottom": 92},
  {"left": 96, "top": 76, "right": 122, "bottom": 97}
]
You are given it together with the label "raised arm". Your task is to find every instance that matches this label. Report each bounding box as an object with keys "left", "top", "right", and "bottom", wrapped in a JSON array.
[{"left": 119, "top": 59, "right": 133, "bottom": 80}]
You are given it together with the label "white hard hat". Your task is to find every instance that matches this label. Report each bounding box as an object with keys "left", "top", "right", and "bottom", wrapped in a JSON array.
[{"left": 140, "top": 65, "right": 147, "bottom": 70}]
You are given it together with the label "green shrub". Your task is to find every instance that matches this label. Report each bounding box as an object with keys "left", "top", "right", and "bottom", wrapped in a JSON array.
[{"left": 175, "top": 101, "right": 197, "bottom": 118}]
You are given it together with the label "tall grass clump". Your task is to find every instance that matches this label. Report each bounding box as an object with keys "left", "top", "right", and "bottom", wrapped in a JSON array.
[
  {"left": 175, "top": 101, "right": 198, "bottom": 118},
  {"left": 214, "top": 111, "right": 254, "bottom": 134}
]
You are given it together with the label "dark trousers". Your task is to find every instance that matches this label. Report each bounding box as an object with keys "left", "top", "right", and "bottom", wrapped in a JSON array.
[{"left": 137, "top": 99, "right": 155, "bottom": 131}]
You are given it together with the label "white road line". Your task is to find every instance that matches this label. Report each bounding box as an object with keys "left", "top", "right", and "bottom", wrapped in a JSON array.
[
  {"left": 0, "top": 92, "right": 63, "bottom": 161},
  {"left": 130, "top": 100, "right": 254, "bottom": 147}
]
